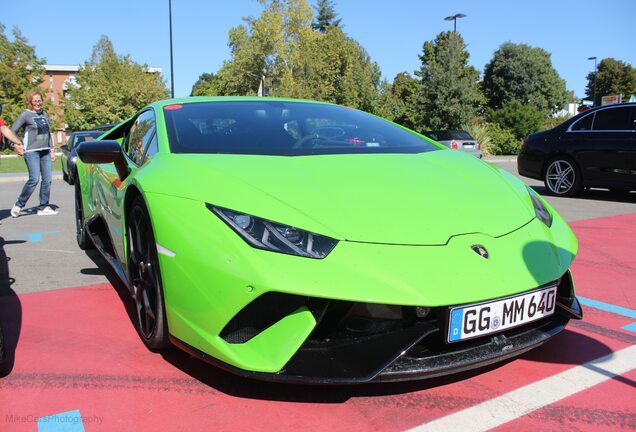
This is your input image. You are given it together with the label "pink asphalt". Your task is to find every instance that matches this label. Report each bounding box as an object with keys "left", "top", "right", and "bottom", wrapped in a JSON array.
[{"left": 1, "top": 213, "right": 635, "bottom": 431}]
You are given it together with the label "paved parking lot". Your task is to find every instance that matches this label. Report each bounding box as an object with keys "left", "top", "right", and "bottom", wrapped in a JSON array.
[{"left": 0, "top": 161, "right": 635, "bottom": 431}]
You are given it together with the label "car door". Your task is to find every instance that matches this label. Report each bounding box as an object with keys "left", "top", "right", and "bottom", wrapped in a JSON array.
[
  {"left": 627, "top": 107, "right": 636, "bottom": 187},
  {"left": 567, "top": 105, "right": 635, "bottom": 186},
  {"left": 95, "top": 110, "right": 157, "bottom": 262}
]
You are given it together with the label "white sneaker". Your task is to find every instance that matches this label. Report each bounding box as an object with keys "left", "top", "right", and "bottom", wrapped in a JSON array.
[
  {"left": 37, "top": 206, "right": 59, "bottom": 216},
  {"left": 11, "top": 205, "right": 22, "bottom": 218}
]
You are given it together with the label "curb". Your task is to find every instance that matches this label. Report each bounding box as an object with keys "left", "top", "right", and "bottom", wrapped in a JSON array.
[
  {"left": 0, "top": 151, "right": 63, "bottom": 159},
  {"left": 484, "top": 156, "right": 517, "bottom": 163}
]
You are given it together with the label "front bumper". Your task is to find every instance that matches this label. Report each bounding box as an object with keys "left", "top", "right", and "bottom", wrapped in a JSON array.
[{"left": 171, "top": 275, "right": 582, "bottom": 384}]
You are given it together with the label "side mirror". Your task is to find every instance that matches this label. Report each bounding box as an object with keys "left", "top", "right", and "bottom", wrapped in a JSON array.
[
  {"left": 76, "top": 140, "right": 130, "bottom": 180},
  {"left": 60, "top": 144, "right": 69, "bottom": 152}
]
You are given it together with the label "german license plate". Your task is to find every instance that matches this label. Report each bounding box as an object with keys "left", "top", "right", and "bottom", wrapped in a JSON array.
[
  {"left": 463, "top": 144, "right": 474, "bottom": 149},
  {"left": 447, "top": 285, "right": 557, "bottom": 343}
]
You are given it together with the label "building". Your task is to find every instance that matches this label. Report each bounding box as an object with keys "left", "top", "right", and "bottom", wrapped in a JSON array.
[{"left": 39, "top": 64, "right": 162, "bottom": 144}]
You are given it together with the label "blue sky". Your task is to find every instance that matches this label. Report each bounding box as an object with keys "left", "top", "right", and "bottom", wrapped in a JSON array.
[{"left": 3, "top": 0, "right": 635, "bottom": 100}]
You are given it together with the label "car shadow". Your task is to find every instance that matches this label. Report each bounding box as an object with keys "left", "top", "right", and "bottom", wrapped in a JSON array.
[
  {"left": 0, "top": 237, "right": 26, "bottom": 377},
  {"left": 82, "top": 249, "right": 140, "bottom": 334},
  {"left": 156, "top": 328, "right": 613, "bottom": 402},
  {"left": 530, "top": 185, "right": 636, "bottom": 204},
  {"left": 157, "top": 347, "right": 510, "bottom": 402},
  {"left": 0, "top": 209, "right": 10, "bottom": 223}
]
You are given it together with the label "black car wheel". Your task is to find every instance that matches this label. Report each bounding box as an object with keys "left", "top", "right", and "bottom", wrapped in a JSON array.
[
  {"left": 75, "top": 182, "right": 94, "bottom": 250},
  {"left": 544, "top": 157, "right": 582, "bottom": 197},
  {"left": 62, "top": 168, "right": 69, "bottom": 183},
  {"left": 127, "top": 196, "right": 169, "bottom": 349}
]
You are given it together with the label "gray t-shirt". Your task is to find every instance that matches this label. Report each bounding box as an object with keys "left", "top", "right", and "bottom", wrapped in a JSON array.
[{"left": 11, "top": 110, "right": 52, "bottom": 152}]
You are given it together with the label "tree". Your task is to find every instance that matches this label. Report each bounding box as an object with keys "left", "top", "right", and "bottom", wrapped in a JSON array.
[
  {"left": 191, "top": 72, "right": 221, "bottom": 96},
  {"left": 208, "top": 0, "right": 380, "bottom": 112},
  {"left": 0, "top": 24, "right": 46, "bottom": 123},
  {"left": 387, "top": 72, "right": 419, "bottom": 129},
  {"left": 299, "top": 27, "right": 381, "bottom": 111},
  {"left": 62, "top": 36, "right": 169, "bottom": 130},
  {"left": 585, "top": 58, "right": 636, "bottom": 105},
  {"left": 371, "top": 80, "right": 403, "bottom": 123},
  {"left": 487, "top": 100, "right": 545, "bottom": 141},
  {"left": 312, "top": 0, "right": 342, "bottom": 32},
  {"left": 414, "top": 31, "right": 483, "bottom": 131},
  {"left": 482, "top": 42, "right": 567, "bottom": 113}
]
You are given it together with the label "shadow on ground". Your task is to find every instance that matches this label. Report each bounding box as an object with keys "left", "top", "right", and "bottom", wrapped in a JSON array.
[
  {"left": 531, "top": 185, "right": 636, "bottom": 204},
  {"left": 0, "top": 237, "right": 26, "bottom": 377}
]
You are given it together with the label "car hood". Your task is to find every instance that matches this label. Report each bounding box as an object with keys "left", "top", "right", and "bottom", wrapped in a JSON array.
[{"left": 145, "top": 150, "right": 534, "bottom": 245}]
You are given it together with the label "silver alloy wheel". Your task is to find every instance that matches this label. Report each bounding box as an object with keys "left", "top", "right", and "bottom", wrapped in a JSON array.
[{"left": 545, "top": 159, "right": 575, "bottom": 194}]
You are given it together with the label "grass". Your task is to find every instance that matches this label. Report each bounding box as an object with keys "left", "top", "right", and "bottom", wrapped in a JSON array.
[{"left": 0, "top": 155, "right": 63, "bottom": 174}]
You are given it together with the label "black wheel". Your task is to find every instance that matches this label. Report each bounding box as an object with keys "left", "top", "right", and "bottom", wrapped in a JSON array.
[
  {"left": 543, "top": 157, "right": 582, "bottom": 197},
  {"left": 75, "top": 182, "right": 94, "bottom": 250},
  {"left": 127, "top": 196, "right": 169, "bottom": 349},
  {"left": 62, "top": 168, "right": 69, "bottom": 183}
]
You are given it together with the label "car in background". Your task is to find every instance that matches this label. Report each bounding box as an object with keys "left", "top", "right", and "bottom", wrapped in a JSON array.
[
  {"left": 423, "top": 130, "right": 483, "bottom": 158},
  {"left": 74, "top": 97, "right": 581, "bottom": 383},
  {"left": 518, "top": 102, "right": 636, "bottom": 196},
  {"left": 91, "top": 122, "right": 119, "bottom": 132},
  {"left": 61, "top": 130, "right": 105, "bottom": 184}
]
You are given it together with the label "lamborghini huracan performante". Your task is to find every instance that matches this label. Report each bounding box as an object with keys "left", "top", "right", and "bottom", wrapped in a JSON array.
[{"left": 75, "top": 97, "right": 582, "bottom": 383}]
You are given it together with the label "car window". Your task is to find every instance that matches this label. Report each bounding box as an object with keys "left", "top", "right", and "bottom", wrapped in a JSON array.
[
  {"left": 592, "top": 107, "right": 633, "bottom": 131},
  {"left": 143, "top": 131, "right": 158, "bottom": 162},
  {"left": 164, "top": 101, "right": 438, "bottom": 156},
  {"left": 71, "top": 131, "right": 103, "bottom": 148},
  {"left": 423, "top": 131, "right": 472, "bottom": 140},
  {"left": 449, "top": 131, "right": 473, "bottom": 140},
  {"left": 125, "top": 110, "right": 156, "bottom": 165},
  {"left": 571, "top": 113, "right": 594, "bottom": 131}
]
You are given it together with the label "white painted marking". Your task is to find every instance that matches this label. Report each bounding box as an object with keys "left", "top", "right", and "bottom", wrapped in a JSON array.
[
  {"left": 409, "top": 344, "right": 636, "bottom": 432},
  {"left": 156, "top": 244, "right": 176, "bottom": 257}
]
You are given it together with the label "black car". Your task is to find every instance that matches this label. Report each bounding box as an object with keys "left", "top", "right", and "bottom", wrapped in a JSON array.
[
  {"left": 518, "top": 103, "right": 636, "bottom": 196},
  {"left": 60, "top": 130, "right": 105, "bottom": 184}
]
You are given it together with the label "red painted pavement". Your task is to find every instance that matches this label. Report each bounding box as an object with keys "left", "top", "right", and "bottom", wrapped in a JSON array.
[{"left": 0, "top": 213, "right": 634, "bottom": 431}]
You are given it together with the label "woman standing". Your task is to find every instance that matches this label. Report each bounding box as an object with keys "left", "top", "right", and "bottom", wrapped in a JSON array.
[{"left": 10, "top": 90, "right": 58, "bottom": 217}]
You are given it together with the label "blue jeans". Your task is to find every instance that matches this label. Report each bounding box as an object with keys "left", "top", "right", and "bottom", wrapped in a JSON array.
[{"left": 15, "top": 150, "right": 53, "bottom": 209}]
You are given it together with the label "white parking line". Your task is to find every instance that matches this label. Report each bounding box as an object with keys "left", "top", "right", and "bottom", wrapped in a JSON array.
[{"left": 408, "top": 344, "right": 636, "bottom": 432}]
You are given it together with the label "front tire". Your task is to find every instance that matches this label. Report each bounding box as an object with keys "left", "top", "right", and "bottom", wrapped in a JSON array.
[
  {"left": 543, "top": 157, "right": 582, "bottom": 197},
  {"left": 127, "top": 196, "right": 169, "bottom": 350},
  {"left": 75, "top": 181, "right": 94, "bottom": 250}
]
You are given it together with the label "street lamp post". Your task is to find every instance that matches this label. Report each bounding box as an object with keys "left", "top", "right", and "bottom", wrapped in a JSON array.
[
  {"left": 444, "top": 13, "right": 467, "bottom": 32},
  {"left": 587, "top": 56, "right": 597, "bottom": 106},
  {"left": 169, "top": 0, "right": 175, "bottom": 98}
]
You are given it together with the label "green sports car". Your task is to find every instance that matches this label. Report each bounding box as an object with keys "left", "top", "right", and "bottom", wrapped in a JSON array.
[{"left": 75, "top": 97, "right": 582, "bottom": 383}]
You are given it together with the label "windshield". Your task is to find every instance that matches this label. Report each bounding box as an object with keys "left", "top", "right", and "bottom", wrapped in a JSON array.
[{"left": 163, "top": 101, "right": 439, "bottom": 156}]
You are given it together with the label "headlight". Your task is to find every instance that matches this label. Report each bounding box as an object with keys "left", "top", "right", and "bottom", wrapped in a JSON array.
[
  {"left": 527, "top": 186, "right": 553, "bottom": 227},
  {"left": 208, "top": 205, "right": 338, "bottom": 259}
]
